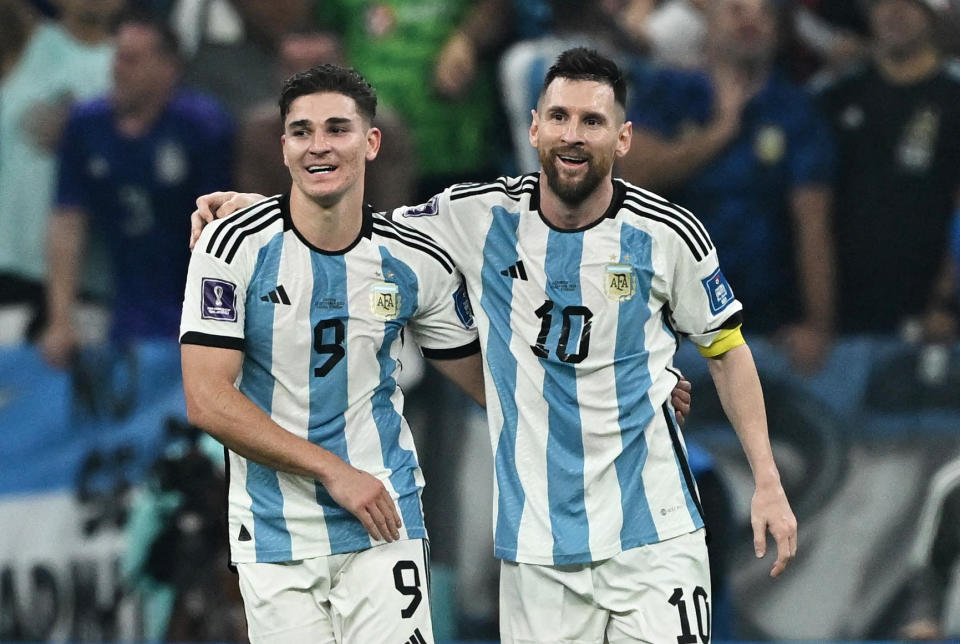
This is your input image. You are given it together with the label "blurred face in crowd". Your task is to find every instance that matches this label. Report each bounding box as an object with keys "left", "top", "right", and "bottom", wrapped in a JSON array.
[
  {"left": 55, "top": 0, "right": 125, "bottom": 26},
  {"left": 707, "top": 0, "right": 779, "bottom": 68},
  {"left": 531, "top": 78, "right": 631, "bottom": 206},
  {"left": 282, "top": 92, "right": 381, "bottom": 208},
  {"left": 112, "top": 23, "right": 179, "bottom": 115},
  {"left": 869, "top": 0, "right": 936, "bottom": 58}
]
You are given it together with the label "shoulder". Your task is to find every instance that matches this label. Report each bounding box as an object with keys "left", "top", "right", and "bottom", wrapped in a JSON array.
[
  {"left": 195, "top": 195, "right": 285, "bottom": 265},
  {"left": 615, "top": 179, "right": 715, "bottom": 262},
  {"left": 371, "top": 210, "right": 457, "bottom": 275},
  {"left": 446, "top": 174, "right": 538, "bottom": 207},
  {"left": 168, "top": 89, "right": 233, "bottom": 131}
]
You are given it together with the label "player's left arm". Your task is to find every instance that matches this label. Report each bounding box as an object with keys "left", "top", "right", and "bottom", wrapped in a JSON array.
[{"left": 705, "top": 342, "right": 797, "bottom": 578}]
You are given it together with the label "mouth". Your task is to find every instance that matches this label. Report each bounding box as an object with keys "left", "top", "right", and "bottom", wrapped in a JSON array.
[
  {"left": 556, "top": 153, "right": 588, "bottom": 169},
  {"left": 307, "top": 164, "right": 337, "bottom": 175}
]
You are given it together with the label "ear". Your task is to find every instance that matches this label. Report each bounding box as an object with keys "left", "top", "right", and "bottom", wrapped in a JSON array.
[
  {"left": 615, "top": 121, "right": 633, "bottom": 159},
  {"left": 366, "top": 127, "right": 382, "bottom": 162},
  {"left": 528, "top": 109, "right": 539, "bottom": 149},
  {"left": 281, "top": 134, "right": 290, "bottom": 168}
]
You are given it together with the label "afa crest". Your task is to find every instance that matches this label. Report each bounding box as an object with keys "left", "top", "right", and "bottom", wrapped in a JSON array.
[
  {"left": 370, "top": 282, "right": 400, "bottom": 320},
  {"left": 604, "top": 264, "right": 636, "bottom": 301}
]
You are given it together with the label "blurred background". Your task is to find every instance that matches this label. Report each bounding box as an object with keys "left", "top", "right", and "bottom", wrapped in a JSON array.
[{"left": 1, "top": 0, "right": 960, "bottom": 642}]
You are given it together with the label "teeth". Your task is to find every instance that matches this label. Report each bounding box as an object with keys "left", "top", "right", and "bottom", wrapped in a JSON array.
[{"left": 308, "top": 165, "right": 335, "bottom": 174}]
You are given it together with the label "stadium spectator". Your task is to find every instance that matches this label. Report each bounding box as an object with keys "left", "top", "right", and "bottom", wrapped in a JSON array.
[
  {"left": 313, "top": 0, "right": 511, "bottom": 200},
  {"left": 621, "top": 0, "right": 837, "bottom": 375},
  {"left": 814, "top": 0, "right": 960, "bottom": 341},
  {"left": 38, "top": 11, "right": 233, "bottom": 367},
  {"left": 182, "top": 0, "right": 318, "bottom": 119},
  {"left": 0, "top": 0, "right": 122, "bottom": 343}
]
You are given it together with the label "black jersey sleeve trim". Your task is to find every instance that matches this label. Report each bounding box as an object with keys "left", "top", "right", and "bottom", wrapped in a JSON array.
[
  {"left": 420, "top": 338, "right": 481, "bottom": 360},
  {"left": 180, "top": 331, "right": 244, "bottom": 351}
]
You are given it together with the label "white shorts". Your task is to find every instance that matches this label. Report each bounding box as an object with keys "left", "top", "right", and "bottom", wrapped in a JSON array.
[
  {"left": 499, "top": 529, "right": 711, "bottom": 644},
  {"left": 236, "top": 538, "right": 433, "bottom": 644}
]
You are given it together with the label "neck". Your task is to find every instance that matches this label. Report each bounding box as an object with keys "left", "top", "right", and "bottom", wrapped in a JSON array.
[
  {"left": 289, "top": 187, "right": 365, "bottom": 251},
  {"left": 538, "top": 172, "right": 614, "bottom": 230},
  {"left": 115, "top": 91, "right": 171, "bottom": 138},
  {"left": 61, "top": 14, "right": 111, "bottom": 45},
  {"left": 876, "top": 46, "right": 940, "bottom": 85}
]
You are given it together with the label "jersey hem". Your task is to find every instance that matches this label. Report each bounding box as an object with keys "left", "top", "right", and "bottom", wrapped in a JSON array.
[
  {"left": 229, "top": 527, "right": 429, "bottom": 564},
  {"left": 493, "top": 519, "right": 705, "bottom": 565}
]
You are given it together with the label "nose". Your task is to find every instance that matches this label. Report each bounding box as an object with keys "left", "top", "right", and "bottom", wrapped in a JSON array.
[
  {"left": 308, "top": 131, "right": 332, "bottom": 155},
  {"left": 560, "top": 118, "right": 584, "bottom": 145}
]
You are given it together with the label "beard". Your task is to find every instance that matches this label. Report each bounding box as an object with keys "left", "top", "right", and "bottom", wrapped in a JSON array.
[{"left": 539, "top": 146, "right": 609, "bottom": 206}]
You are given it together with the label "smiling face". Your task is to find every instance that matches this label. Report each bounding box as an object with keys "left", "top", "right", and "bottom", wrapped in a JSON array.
[
  {"left": 281, "top": 91, "right": 380, "bottom": 208},
  {"left": 530, "top": 78, "right": 631, "bottom": 206}
]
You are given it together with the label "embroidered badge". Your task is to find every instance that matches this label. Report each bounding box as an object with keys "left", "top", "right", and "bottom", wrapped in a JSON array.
[
  {"left": 701, "top": 269, "right": 734, "bottom": 314},
  {"left": 604, "top": 264, "right": 636, "bottom": 301},
  {"left": 201, "top": 278, "right": 238, "bottom": 321},
  {"left": 370, "top": 282, "right": 400, "bottom": 320}
]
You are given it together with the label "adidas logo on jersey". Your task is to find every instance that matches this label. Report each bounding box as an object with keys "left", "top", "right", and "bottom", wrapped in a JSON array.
[
  {"left": 500, "top": 260, "right": 528, "bottom": 280},
  {"left": 403, "top": 627, "right": 427, "bottom": 644},
  {"left": 260, "top": 285, "right": 291, "bottom": 305},
  {"left": 238, "top": 524, "right": 251, "bottom": 541}
]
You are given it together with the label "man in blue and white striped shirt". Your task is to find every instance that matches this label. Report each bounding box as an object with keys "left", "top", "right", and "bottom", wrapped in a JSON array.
[{"left": 180, "top": 65, "right": 484, "bottom": 644}]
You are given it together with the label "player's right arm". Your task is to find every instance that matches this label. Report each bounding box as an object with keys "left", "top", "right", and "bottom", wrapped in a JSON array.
[{"left": 181, "top": 343, "right": 401, "bottom": 542}]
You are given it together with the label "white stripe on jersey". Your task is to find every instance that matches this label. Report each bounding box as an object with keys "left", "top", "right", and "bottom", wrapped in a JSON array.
[{"left": 393, "top": 176, "right": 740, "bottom": 565}]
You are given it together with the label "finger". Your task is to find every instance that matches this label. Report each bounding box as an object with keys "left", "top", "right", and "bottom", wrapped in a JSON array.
[
  {"left": 379, "top": 493, "right": 402, "bottom": 540},
  {"left": 366, "top": 503, "right": 393, "bottom": 542},
  {"left": 220, "top": 197, "right": 243, "bottom": 217},
  {"left": 189, "top": 210, "right": 203, "bottom": 249},
  {"left": 769, "top": 527, "right": 794, "bottom": 578},
  {"left": 675, "top": 410, "right": 685, "bottom": 426},
  {"left": 677, "top": 378, "right": 692, "bottom": 393},
  {"left": 752, "top": 519, "right": 766, "bottom": 559},
  {"left": 359, "top": 508, "right": 385, "bottom": 542}
]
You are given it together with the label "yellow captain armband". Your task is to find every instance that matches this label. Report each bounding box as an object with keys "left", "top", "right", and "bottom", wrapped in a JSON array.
[{"left": 697, "top": 324, "right": 745, "bottom": 358}]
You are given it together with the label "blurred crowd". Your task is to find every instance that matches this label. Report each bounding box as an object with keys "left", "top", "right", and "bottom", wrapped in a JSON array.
[{"left": 1, "top": 0, "right": 959, "bottom": 641}]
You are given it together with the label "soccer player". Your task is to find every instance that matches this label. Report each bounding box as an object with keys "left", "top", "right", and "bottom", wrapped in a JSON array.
[
  {"left": 192, "top": 49, "right": 796, "bottom": 643},
  {"left": 179, "top": 65, "right": 485, "bottom": 643}
]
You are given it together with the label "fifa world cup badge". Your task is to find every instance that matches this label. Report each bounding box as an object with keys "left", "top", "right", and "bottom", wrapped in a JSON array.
[
  {"left": 604, "top": 264, "right": 636, "bottom": 301},
  {"left": 370, "top": 282, "right": 400, "bottom": 320}
]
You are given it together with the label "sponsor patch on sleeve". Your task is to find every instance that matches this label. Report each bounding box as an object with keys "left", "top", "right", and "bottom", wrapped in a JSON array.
[
  {"left": 201, "top": 278, "right": 238, "bottom": 321},
  {"left": 701, "top": 268, "right": 734, "bottom": 315},
  {"left": 453, "top": 280, "right": 475, "bottom": 329},
  {"left": 401, "top": 195, "right": 439, "bottom": 218}
]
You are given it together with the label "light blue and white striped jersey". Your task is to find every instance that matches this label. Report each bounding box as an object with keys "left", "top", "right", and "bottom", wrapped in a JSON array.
[
  {"left": 394, "top": 174, "right": 743, "bottom": 565},
  {"left": 180, "top": 195, "right": 479, "bottom": 564}
]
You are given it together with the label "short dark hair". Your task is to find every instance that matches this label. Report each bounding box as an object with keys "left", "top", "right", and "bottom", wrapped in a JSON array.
[
  {"left": 116, "top": 9, "right": 182, "bottom": 62},
  {"left": 279, "top": 64, "right": 378, "bottom": 125},
  {"left": 539, "top": 47, "right": 627, "bottom": 110}
]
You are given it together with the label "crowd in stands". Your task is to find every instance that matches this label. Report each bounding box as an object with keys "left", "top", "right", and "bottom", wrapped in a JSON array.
[{"left": 1, "top": 0, "right": 959, "bottom": 641}]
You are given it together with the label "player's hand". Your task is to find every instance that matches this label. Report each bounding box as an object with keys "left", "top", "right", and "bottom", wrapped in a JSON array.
[
  {"left": 38, "top": 319, "right": 78, "bottom": 369},
  {"left": 671, "top": 376, "right": 692, "bottom": 426},
  {"left": 189, "top": 191, "right": 265, "bottom": 249},
  {"left": 751, "top": 479, "right": 797, "bottom": 578},
  {"left": 323, "top": 462, "right": 402, "bottom": 543}
]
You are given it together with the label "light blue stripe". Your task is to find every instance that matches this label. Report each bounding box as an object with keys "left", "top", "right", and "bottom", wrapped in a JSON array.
[
  {"left": 479, "top": 206, "right": 525, "bottom": 560},
  {"left": 374, "top": 249, "right": 426, "bottom": 537},
  {"left": 542, "top": 230, "right": 589, "bottom": 564},
  {"left": 240, "top": 235, "right": 292, "bottom": 561},
  {"left": 612, "top": 224, "right": 660, "bottom": 546},
  {"left": 309, "top": 252, "right": 371, "bottom": 553}
]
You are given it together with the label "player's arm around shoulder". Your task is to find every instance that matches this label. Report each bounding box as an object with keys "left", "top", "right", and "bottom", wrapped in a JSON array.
[{"left": 705, "top": 340, "right": 798, "bottom": 578}]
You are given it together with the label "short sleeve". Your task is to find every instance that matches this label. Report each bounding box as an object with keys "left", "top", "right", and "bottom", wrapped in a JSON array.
[
  {"left": 179, "top": 222, "right": 249, "bottom": 351},
  {"left": 668, "top": 241, "right": 744, "bottom": 350},
  {"left": 408, "top": 267, "right": 479, "bottom": 360}
]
